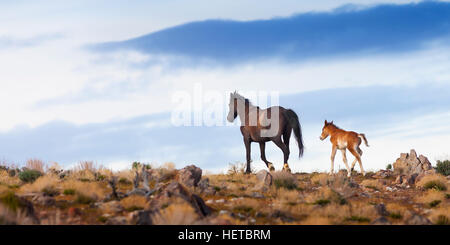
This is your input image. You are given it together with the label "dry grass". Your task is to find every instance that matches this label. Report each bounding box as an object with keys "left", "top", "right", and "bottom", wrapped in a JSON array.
[
  {"left": 415, "top": 189, "right": 446, "bottom": 205},
  {"left": 0, "top": 170, "right": 22, "bottom": 186},
  {"left": 361, "top": 179, "right": 384, "bottom": 191},
  {"left": 428, "top": 206, "right": 450, "bottom": 225},
  {"left": 61, "top": 179, "right": 107, "bottom": 201},
  {"left": 416, "top": 174, "right": 448, "bottom": 191},
  {"left": 120, "top": 195, "right": 148, "bottom": 211},
  {"left": 272, "top": 171, "right": 297, "bottom": 190},
  {"left": 26, "top": 159, "right": 46, "bottom": 173},
  {"left": 19, "top": 174, "right": 60, "bottom": 195},
  {"left": 304, "top": 187, "right": 344, "bottom": 205},
  {"left": 152, "top": 201, "right": 199, "bottom": 225}
]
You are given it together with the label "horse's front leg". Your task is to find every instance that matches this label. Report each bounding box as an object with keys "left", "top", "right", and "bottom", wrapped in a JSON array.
[
  {"left": 330, "top": 145, "right": 337, "bottom": 175},
  {"left": 244, "top": 139, "right": 252, "bottom": 174}
]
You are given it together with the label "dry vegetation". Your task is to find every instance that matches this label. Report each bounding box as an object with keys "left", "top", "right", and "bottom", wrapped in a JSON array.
[{"left": 0, "top": 159, "right": 449, "bottom": 225}]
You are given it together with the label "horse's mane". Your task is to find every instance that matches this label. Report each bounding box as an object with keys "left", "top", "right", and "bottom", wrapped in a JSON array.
[
  {"left": 328, "top": 122, "right": 341, "bottom": 130},
  {"left": 231, "top": 92, "right": 256, "bottom": 108}
]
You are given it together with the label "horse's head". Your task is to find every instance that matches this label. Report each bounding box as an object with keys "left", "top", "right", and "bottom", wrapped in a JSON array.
[
  {"left": 227, "top": 92, "right": 238, "bottom": 122},
  {"left": 320, "top": 120, "right": 334, "bottom": 140}
]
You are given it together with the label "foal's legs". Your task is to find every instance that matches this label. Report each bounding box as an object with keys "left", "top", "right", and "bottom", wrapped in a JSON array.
[
  {"left": 259, "top": 142, "right": 274, "bottom": 171},
  {"left": 273, "top": 138, "right": 291, "bottom": 172},
  {"left": 350, "top": 147, "right": 363, "bottom": 172},
  {"left": 340, "top": 149, "right": 352, "bottom": 177},
  {"left": 330, "top": 145, "right": 337, "bottom": 174},
  {"left": 244, "top": 138, "right": 252, "bottom": 174},
  {"left": 349, "top": 147, "right": 365, "bottom": 176}
]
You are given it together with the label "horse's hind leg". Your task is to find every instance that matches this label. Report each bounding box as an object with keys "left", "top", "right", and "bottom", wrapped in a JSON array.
[
  {"left": 259, "top": 142, "right": 274, "bottom": 172},
  {"left": 350, "top": 147, "right": 363, "bottom": 171},
  {"left": 349, "top": 147, "right": 365, "bottom": 176},
  {"left": 282, "top": 128, "right": 292, "bottom": 172},
  {"left": 273, "top": 138, "right": 291, "bottom": 173},
  {"left": 340, "top": 149, "right": 352, "bottom": 177}
]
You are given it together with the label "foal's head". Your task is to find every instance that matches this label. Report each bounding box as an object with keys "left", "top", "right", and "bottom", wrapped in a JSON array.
[{"left": 320, "top": 120, "right": 335, "bottom": 140}]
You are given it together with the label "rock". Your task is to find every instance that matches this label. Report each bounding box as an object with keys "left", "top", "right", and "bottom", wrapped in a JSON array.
[
  {"left": 415, "top": 169, "right": 437, "bottom": 184},
  {"left": 250, "top": 192, "right": 265, "bottom": 199},
  {"left": 197, "top": 178, "right": 209, "bottom": 190},
  {"left": 197, "top": 178, "right": 216, "bottom": 195},
  {"left": 372, "top": 170, "right": 392, "bottom": 179},
  {"left": 374, "top": 203, "right": 389, "bottom": 216},
  {"left": 371, "top": 216, "right": 392, "bottom": 225},
  {"left": 256, "top": 170, "right": 273, "bottom": 187},
  {"left": 406, "top": 214, "right": 432, "bottom": 225},
  {"left": 105, "top": 216, "right": 128, "bottom": 225},
  {"left": 99, "top": 201, "right": 124, "bottom": 214},
  {"left": 153, "top": 181, "right": 211, "bottom": 217},
  {"left": 393, "top": 150, "right": 434, "bottom": 176},
  {"left": 32, "top": 194, "right": 55, "bottom": 206},
  {"left": 128, "top": 210, "right": 153, "bottom": 225},
  {"left": 178, "top": 165, "right": 202, "bottom": 187},
  {"left": 386, "top": 186, "right": 394, "bottom": 192},
  {"left": 68, "top": 207, "right": 81, "bottom": 218}
]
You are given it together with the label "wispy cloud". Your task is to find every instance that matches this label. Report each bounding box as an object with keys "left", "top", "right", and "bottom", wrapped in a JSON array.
[
  {"left": 92, "top": 1, "right": 450, "bottom": 64},
  {"left": 0, "top": 33, "right": 63, "bottom": 49}
]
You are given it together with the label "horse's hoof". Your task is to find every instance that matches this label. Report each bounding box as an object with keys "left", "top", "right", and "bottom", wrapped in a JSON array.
[
  {"left": 267, "top": 163, "right": 275, "bottom": 172},
  {"left": 244, "top": 170, "right": 252, "bottom": 175},
  {"left": 282, "top": 163, "right": 291, "bottom": 173}
]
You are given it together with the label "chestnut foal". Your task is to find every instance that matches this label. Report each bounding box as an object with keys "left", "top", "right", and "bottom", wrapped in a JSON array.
[{"left": 320, "top": 120, "right": 369, "bottom": 177}]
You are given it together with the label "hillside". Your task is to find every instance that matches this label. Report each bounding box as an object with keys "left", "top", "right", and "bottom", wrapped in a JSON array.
[{"left": 0, "top": 151, "right": 449, "bottom": 225}]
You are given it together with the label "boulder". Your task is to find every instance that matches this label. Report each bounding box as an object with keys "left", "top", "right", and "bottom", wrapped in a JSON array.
[
  {"left": 370, "top": 216, "right": 392, "bottom": 225},
  {"left": 152, "top": 181, "right": 211, "bottom": 217},
  {"left": 105, "top": 216, "right": 128, "bottom": 225},
  {"left": 406, "top": 214, "right": 432, "bottom": 225},
  {"left": 393, "top": 150, "right": 434, "bottom": 176},
  {"left": 32, "top": 194, "right": 55, "bottom": 206},
  {"left": 372, "top": 170, "right": 392, "bottom": 179},
  {"left": 256, "top": 170, "right": 273, "bottom": 187},
  {"left": 128, "top": 210, "right": 153, "bottom": 225},
  {"left": 99, "top": 200, "right": 124, "bottom": 214},
  {"left": 374, "top": 203, "right": 389, "bottom": 216},
  {"left": 178, "top": 165, "right": 202, "bottom": 187}
]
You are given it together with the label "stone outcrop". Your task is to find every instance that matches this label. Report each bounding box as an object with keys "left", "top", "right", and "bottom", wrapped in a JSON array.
[
  {"left": 256, "top": 170, "right": 273, "bottom": 187},
  {"left": 178, "top": 165, "right": 202, "bottom": 187},
  {"left": 393, "top": 149, "right": 433, "bottom": 175}
]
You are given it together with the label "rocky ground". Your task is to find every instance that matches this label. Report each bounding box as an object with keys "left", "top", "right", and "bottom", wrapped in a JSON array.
[{"left": 0, "top": 149, "right": 449, "bottom": 225}]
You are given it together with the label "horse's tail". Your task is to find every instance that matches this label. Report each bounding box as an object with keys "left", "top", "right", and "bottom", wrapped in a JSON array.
[
  {"left": 283, "top": 109, "right": 304, "bottom": 158},
  {"left": 358, "top": 133, "right": 369, "bottom": 147}
]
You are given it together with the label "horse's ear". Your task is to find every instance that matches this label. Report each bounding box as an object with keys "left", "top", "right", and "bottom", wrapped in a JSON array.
[
  {"left": 331, "top": 121, "right": 334, "bottom": 124},
  {"left": 324, "top": 120, "right": 328, "bottom": 125}
]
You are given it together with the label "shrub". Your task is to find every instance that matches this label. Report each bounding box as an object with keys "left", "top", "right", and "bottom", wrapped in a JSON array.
[
  {"left": 313, "top": 199, "right": 331, "bottom": 206},
  {"left": 272, "top": 172, "right": 297, "bottom": 190},
  {"left": 232, "top": 205, "right": 254, "bottom": 213},
  {"left": 18, "top": 170, "right": 42, "bottom": 183},
  {"left": 345, "top": 216, "right": 370, "bottom": 223},
  {"left": 0, "top": 192, "right": 21, "bottom": 212},
  {"left": 436, "top": 160, "right": 450, "bottom": 176},
  {"left": 429, "top": 200, "right": 442, "bottom": 208},
  {"left": 423, "top": 181, "right": 447, "bottom": 191},
  {"left": 25, "top": 159, "right": 46, "bottom": 173},
  {"left": 416, "top": 174, "right": 448, "bottom": 191},
  {"left": 118, "top": 178, "right": 131, "bottom": 184},
  {"left": 389, "top": 212, "right": 403, "bottom": 219},
  {"left": 63, "top": 189, "right": 76, "bottom": 195},
  {"left": 75, "top": 193, "right": 94, "bottom": 204},
  {"left": 436, "top": 215, "right": 450, "bottom": 225},
  {"left": 386, "top": 164, "right": 392, "bottom": 170}
]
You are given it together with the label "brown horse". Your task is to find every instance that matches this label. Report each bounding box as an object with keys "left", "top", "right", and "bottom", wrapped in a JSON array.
[
  {"left": 320, "top": 120, "right": 369, "bottom": 177},
  {"left": 227, "top": 92, "right": 304, "bottom": 173}
]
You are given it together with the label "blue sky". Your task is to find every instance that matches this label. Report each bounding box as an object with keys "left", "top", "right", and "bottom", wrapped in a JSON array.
[{"left": 0, "top": 0, "right": 450, "bottom": 172}]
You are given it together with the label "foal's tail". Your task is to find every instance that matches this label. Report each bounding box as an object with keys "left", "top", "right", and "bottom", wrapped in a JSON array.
[
  {"left": 283, "top": 109, "right": 304, "bottom": 158},
  {"left": 358, "top": 133, "right": 369, "bottom": 147}
]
